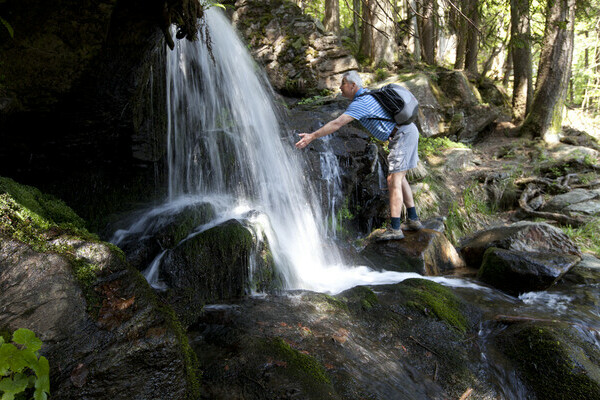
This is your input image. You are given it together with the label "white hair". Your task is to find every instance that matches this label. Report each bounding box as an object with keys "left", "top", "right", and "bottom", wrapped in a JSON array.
[{"left": 343, "top": 71, "right": 363, "bottom": 88}]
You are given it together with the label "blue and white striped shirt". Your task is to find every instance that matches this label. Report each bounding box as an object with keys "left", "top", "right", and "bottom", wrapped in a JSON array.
[{"left": 343, "top": 87, "right": 396, "bottom": 141}]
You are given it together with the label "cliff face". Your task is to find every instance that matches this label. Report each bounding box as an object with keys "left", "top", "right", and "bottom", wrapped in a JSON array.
[{"left": 231, "top": 0, "right": 358, "bottom": 96}]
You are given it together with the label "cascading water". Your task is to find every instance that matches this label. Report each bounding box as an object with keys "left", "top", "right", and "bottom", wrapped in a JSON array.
[{"left": 111, "top": 7, "right": 478, "bottom": 294}]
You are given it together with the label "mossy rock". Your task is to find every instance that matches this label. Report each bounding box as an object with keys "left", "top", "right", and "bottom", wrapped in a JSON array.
[
  {"left": 495, "top": 322, "right": 600, "bottom": 399},
  {"left": 337, "top": 285, "right": 379, "bottom": 312},
  {"left": 397, "top": 279, "right": 469, "bottom": 334},
  {"left": 161, "top": 219, "right": 254, "bottom": 325},
  {"left": 0, "top": 177, "right": 201, "bottom": 398},
  {"left": 0, "top": 176, "right": 86, "bottom": 237},
  {"left": 260, "top": 337, "right": 336, "bottom": 398}
]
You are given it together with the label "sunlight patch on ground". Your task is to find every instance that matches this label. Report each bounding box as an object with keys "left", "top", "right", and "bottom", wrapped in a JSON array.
[{"left": 564, "top": 109, "right": 600, "bottom": 139}]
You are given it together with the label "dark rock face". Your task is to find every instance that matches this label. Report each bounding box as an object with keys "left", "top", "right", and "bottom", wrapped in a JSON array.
[
  {"left": 459, "top": 221, "right": 582, "bottom": 269},
  {"left": 360, "top": 226, "right": 466, "bottom": 275},
  {"left": 478, "top": 247, "right": 581, "bottom": 295}
]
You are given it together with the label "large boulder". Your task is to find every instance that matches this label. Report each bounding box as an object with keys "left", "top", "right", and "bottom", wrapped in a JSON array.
[
  {"left": 0, "top": 178, "right": 199, "bottom": 399},
  {"left": 494, "top": 322, "right": 600, "bottom": 399},
  {"left": 161, "top": 219, "right": 277, "bottom": 325},
  {"left": 477, "top": 247, "right": 581, "bottom": 295},
  {"left": 459, "top": 221, "right": 582, "bottom": 269},
  {"left": 111, "top": 200, "right": 216, "bottom": 271},
  {"left": 232, "top": 0, "right": 358, "bottom": 96},
  {"left": 189, "top": 279, "right": 488, "bottom": 400},
  {"left": 360, "top": 226, "right": 466, "bottom": 275}
]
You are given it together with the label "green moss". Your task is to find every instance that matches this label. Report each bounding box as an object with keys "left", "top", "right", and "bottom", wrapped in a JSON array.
[
  {"left": 0, "top": 177, "right": 85, "bottom": 229},
  {"left": 498, "top": 324, "right": 600, "bottom": 399},
  {"left": 338, "top": 285, "right": 379, "bottom": 311},
  {"left": 401, "top": 279, "right": 469, "bottom": 333},
  {"left": 130, "top": 269, "right": 201, "bottom": 398},
  {"left": 269, "top": 337, "right": 331, "bottom": 385}
]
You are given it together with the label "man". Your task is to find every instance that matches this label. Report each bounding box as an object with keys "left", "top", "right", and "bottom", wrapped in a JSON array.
[{"left": 295, "top": 71, "right": 422, "bottom": 240}]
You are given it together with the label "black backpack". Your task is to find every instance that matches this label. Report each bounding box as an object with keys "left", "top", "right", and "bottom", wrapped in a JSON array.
[{"left": 358, "top": 84, "right": 419, "bottom": 126}]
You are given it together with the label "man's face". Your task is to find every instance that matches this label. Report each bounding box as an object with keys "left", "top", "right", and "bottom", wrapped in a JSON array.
[{"left": 340, "top": 78, "right": 355, "bottom": 99}]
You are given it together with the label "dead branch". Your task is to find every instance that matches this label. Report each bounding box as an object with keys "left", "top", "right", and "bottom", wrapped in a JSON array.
[
  {"left": 518, "top": 184, "right": 587, "bottom": 227},
  {"left": 409, "top": 335, "right": 441, "bottom": 357}
]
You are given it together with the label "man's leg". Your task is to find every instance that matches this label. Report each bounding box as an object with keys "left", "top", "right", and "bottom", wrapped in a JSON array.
[
  {"left": 401, "top": 175, "right": 415, "bottom": 208},
  {"left": 375, "top": 170, "right": 406, "bottom": 241},
  {"left": 401, "top": 174, "right": 423, "bottom": 230},
  {"left": 387, "top": 171, "right": 406, "bottom": 229}
]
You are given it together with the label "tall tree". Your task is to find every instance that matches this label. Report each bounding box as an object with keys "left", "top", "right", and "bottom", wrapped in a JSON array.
[
  {"left": 324, "top": 0, "right": 340, "bottom": 32},
  {"left": 354, "top": 0, "right": 361, "bottom": 43},
  {"left": 510, "top": 0, "right": 533, "bottom": 121},
  {"left": 454, "top": 2, "right": 468, "bottom": 69},
  {"left": 520, "top": 0, "right": 577, "bottom": 142},
  {"left": 464, "top": 0, "right": 480, "bottom": 74},
  {"left": 419, "top": 0, "right": 437, "bottom": 64},
  {"left": 358, "top": 0, "right": 398, "bottom": 65}
]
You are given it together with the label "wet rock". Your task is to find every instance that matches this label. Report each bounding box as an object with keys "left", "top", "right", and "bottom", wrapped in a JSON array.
[
  {"left": 459, "top": 221, "right": 582, "bottom": 269},
  {"left": 494, "top": 322, "right": 600, "bottom": 399},
  {"left": 188, "top": 280, "right": 486, "bottom": 400},
  {"left": 160, "top": 219, "right": 255, "bottom": 325},
  {"left": 559, "top": 253, "right": 600, "bottom": 285},
  {"left": 0, "top": 180, "right": 199, "bottom": 400},
  {"left": 360, "top": 226, "right": 466, "bottom": 275},
  {"left": 478, "top": 247, "right": 580, "bottom": 295},
  {"left": 113, "top": 201, "right": 216, "bottom": 271}
]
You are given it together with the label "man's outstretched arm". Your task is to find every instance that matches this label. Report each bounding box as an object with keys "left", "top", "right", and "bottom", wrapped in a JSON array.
[{"left": 295, "top": 113, "right": 355, "bottom": 149}]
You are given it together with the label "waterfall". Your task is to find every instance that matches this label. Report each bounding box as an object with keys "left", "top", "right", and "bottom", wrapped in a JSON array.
[
  {"left": 113, "top": 8, "right": 479, "bottom": 294},
  {"left": 164, "top": 8, "right": 346, "bottom": 290}
]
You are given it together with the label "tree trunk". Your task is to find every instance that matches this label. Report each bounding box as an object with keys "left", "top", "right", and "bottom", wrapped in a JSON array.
[
  {"left": 358, "top": 0, "right": 398, "bottom": 65},
  {"left": 419, "top": 0, "right": 436, "bottom": 65},
  {"left": 510, "top": 0, "right": 533, "bottom": 122},
  {"left": 324, "top": 0, "right": 340, "bottom": 33},
  {"left": 464, "top": 0, "right": 479, "bottom": 74},
  {"left": 409, "top": 0, "right": 421, "bottom": 62},
  {"left": 354, "top": 0, "right": 361, "bottom": 44},
  {"left": 454, "top": 2, "right": 467, "bottom": 69},
  {"left": 520, "top": 0, "right": 576, "bottom": 142},
  {"left": 503, "top": 46, "right": 513, "bottom": 87}
]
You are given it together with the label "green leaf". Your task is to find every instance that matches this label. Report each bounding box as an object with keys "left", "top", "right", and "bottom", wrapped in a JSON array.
[
  {"left": 0, "top": 373, "right": 29, "bottom": 400},
  {"left": 0, "top": 16, "right": 13, "bottom": 38},
  {"left": 12, "top": 329, "right": 42, "bottom": 353},
  {"left": 0, "top": 344, "right": 27, "bottom": 374},
  {"left": 34, "top": 357, "right": 49, "bottom": 395}
]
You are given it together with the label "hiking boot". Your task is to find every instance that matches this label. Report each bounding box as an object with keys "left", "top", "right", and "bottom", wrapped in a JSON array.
[
  {"left": 375, "top": 227, "right": 405, "bottom": 241},
  {"left": 401, "top": 218, "right": 423, "bottom": 231}
]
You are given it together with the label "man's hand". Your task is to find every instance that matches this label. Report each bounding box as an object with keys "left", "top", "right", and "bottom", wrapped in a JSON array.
[{"left": 295, "top": 133, "right": 314, "bottom": 149}]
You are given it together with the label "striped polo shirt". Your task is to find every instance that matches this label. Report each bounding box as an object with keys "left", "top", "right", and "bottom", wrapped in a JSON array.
[{"left": 343, "top": 87, "right": 396, "bottom": 141}]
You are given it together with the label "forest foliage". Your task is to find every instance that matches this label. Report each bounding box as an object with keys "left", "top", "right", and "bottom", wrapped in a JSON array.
[{"left": 292, "top": 0, "right": 600, "bottom": 132}]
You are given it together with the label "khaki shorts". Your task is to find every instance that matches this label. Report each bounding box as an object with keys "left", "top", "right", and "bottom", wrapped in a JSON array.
[{"left": 388, "top": 123, "right": 419, "bottom": 174}]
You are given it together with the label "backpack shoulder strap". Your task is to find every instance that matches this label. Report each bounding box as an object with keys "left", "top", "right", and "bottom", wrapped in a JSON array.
[{"left": 353, "top": 90, "right": 394, "bottom": 123}]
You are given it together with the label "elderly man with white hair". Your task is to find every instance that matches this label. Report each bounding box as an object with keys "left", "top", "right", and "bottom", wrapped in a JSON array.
[{"left": 295, "top": 71, "right": 422, "bottom": 241}]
